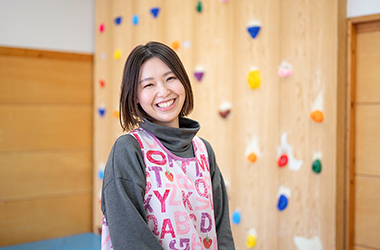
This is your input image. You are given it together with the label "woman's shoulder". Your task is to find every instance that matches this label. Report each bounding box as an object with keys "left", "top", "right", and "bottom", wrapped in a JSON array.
[
  {"left": 197, "top": 137, "right": 216, "bottom": 158},
  {"left": 110, "top": 133, "right": 143, "bottom": 158},
  {"left": 105, "top": 133, "right": 146, "bottom": 183}
]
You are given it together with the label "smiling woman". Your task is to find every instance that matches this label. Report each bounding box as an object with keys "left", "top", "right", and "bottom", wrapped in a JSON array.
[{"left": 100, "top": 41, "right": 235, "bottom": 250}]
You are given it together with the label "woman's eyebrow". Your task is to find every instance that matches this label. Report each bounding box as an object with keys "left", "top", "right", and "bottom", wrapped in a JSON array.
[
  {"left": 139, "top": 71, "right": 173, "bottom": 83},
  {"left": 139, "top": 77, "right": 154, "bottom": 83},
  {"left": 163, "top": 71, "right": 173, "bottom": 77}
]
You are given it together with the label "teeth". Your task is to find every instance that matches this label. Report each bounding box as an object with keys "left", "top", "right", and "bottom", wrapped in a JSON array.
[{"left": 157, "top": 99, "right": 174, "bottom": 108}]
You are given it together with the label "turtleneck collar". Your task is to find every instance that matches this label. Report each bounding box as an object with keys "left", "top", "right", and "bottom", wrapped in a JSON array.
[{"left": 139, "top": 117, "right": 200, "bottom": 158}]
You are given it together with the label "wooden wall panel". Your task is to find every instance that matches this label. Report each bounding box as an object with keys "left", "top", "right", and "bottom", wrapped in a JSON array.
[
  {"left": 354, "top": 176, "right": 380, "bottom": 248},
  {"left": 0, "top": 50, "right": 92, "bottom": 105},
  {"left": 0, "top": 47, "right": 93, "bottom": 246},
  {"left": 279, "top": 0, "right": 338, "bottom": 248},
  {"left": 0, "top": 194, "right": 92, "bottom": 246},
  {"left": 0, "top": 106, "right": 92, "bottom": 152},
  {"left": 94, "top": 0, "right": 341, "bottom": 249},
  {"left": 0, "top": 150, "right": 92, "bottom": 200},
  {"left": 231, "top": 0, "right": 280, "bottom": 249}
]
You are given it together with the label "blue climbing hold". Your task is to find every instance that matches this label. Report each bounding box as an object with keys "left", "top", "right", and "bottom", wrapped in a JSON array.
[
  {"left": 98, "top": 169, "right": 104, "bottom": 180},
  {"left": 247, "top": 26, "right": 261, "bottom": 39},
  {"left": 150, "top": 7, "right": 160, "bottom": 18},
  {"left": 132, "top": 15, "right": 139, "bottom": 25},
  {"left": 114, "top": 16, "right": 122, "bottom": 25},
  {"left": 98, "top": 107, "right": 106, "bottom": 117},
  {"left": 231, "top": 210, "right": 241, "bottom": 224},
  {"left": 277, "top": 194, "right": 288, "bottom": 211}
]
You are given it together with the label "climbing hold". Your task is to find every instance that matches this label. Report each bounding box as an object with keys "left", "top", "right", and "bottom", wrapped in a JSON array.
[
  {"left": 277, "top": 133, "right": 303, "bottom": 171},
  {"left": 194, "top": 65, "right": 205, "bottom": 82},
  {"left": 98, "top": 105, "right": 106, "bottom": 117},
  {"left": 312, "top": 159, "right": 322, "bottom": 173},
  {"left": 231, "top": 210, "right": 241, "bottom": 224},
  {"left": 183, "top": 40, "right": 191, "bottom": 48},
  {"left": 113, "top": 110, "right": 119, "bottom": 119},
  {"left": 278, "top": 61, "right": 293, "bottom": 77},
  {"left": 114, "top": 16, "right": 122, "bottom": 25},
  {"left": 245, "top": 136, "right": 261, "bottom": 164},
  {"left": 219, "top": 101, "right": 232, "bottom": 118},
  {"left": 247, "top": 20, "right": 261, "bottom": 39},
  {"left": 277, "top": 186, "right": 291, "bottom": 211},
  {"left": 247, "top": 153, "right": 257, "bottom": 163},
  {"left": 277, "top": 154, "right": 288, "bottom": 167},
  {"left": 196, "top": 1, "right": 202, "bottom": 12},
  {"left": 171, "top": 40, "right": 180, "bottom": 51},
  {"left": 98, "top": 168, "right": 104, "bottom": 180},
  {"left": 150, "top": 7, "right": 160, "bottom": 18},
  {"left": 99, "top": 79, "right": 105, "bottom": 88},
  {"left": 132, "top": 15, "right": 139, "bottom": 25},
  {"left": 114, "top": 49, "right": 122, "bottom": 60},
  {"left": 100, "top": 53, "right": 106, "bottom": 60},
  {"left": 99, "top": 23, "right": 105, "bottom": 33},
  {"left": 277, "top": 194, "right": 288, "bottom": 211},
  {"left": 247, "top": 67, "right": 261, "bottom": 89},
  {"left": 277, "top": 186, "right": 292, "bottom": 211},
  {"left": 310, "top": 110, "right": 324, "bottom": 122},
  {"left": 246, "top": 232, "right": 257, "bottom": 248}
]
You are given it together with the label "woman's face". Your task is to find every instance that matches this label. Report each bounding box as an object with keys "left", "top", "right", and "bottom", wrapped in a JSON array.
[{"left": 137, "top": 57, "right": 186, "bottom": 128}]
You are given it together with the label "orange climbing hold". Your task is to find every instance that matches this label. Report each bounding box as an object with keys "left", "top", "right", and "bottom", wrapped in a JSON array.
[
  {"left": 171, "top": 40, "right": 180, "bottom": 51},
  {"left": 310, "top": 110, "right": 324, "bottom": 122},
  {"left": 113, "top": 110, "right": 119, "bottom": 118},
  {"left": 247, "top": 153, "right": 257, "bottom": 163}
]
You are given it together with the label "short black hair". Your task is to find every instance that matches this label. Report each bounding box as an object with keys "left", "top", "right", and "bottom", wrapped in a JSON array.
[{"left": 119, "top": 41, "right": 194, "bottom": 131}]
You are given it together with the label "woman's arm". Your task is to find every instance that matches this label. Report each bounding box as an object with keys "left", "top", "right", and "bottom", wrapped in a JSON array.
[
  {"left": 201, "top": 138, "right": 236, "bottom": 249},
  {"left": 101, "top": 134, "right": 164, "bottom": 250}
]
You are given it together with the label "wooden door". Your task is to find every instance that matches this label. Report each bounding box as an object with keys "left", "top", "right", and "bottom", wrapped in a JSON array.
[
  {"left": 347, "top": 14, "right": 380, "bottom": 250},
  {"left": 0, "top": 47, "right": 94, "bottom": 246}
]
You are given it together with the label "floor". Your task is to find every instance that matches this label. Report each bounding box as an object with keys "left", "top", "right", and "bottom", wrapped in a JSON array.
[{"left": 0, "top": 233, "right": 101, "bottom": 250}]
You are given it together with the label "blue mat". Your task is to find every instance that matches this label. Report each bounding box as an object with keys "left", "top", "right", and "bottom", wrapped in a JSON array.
[{"left": 1, "top": 233, "right": 101, "bottom": 250}]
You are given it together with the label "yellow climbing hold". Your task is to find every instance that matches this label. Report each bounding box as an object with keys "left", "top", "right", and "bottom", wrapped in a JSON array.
[
  {"left": 114, "top": 49, "right": 122, "bottom": 60},
  {"left": 247, "top": 67, "right": 261, "bottom": 89},
  {"left": 246, "top": 234, "right": 257, "bottom": 248}
]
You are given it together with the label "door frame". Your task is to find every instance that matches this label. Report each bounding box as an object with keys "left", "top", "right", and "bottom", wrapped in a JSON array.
[{"left": 345, "top": 13, "right": 380, "bottom": 250}]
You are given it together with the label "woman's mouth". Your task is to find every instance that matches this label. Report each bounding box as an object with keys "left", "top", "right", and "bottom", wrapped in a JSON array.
[{"left": 156, "top": 99, "right": 175, "bottom": 109}]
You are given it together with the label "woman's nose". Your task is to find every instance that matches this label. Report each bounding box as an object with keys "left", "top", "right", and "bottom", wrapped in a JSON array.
[{"left": 156, "top": 82, "right": 170, "bottom": 97}]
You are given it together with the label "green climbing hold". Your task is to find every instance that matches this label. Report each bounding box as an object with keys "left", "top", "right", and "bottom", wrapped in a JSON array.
[
  {"left": 312, "top": 159, "right": 322, "bottom": 173},
  {"left": 196, "top": 1, "right": 202, "bottom": 12}
]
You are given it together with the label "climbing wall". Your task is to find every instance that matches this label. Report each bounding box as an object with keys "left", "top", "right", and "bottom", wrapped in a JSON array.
[{"left": 94, "top": 0, "right": 340, "bottom": 249}]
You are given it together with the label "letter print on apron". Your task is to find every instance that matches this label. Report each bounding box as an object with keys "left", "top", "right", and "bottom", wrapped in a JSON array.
[
  {"left": 135, "top": 128, "right": 217, "bottom": 249},
  {"left": 101, "top": 128, "right": 218, "bottom": 249}
]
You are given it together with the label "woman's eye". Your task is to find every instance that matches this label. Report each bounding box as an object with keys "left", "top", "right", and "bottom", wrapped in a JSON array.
[
  {"left": 144, "top": 83, "right": 154, "bottom": 88},
  {"left": 167, "top": 76, "right": 176, "bottom": 81}
]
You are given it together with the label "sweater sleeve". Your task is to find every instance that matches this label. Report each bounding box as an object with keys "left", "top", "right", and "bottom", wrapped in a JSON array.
[
  {"left": 101, "top": 134, "right": 164, "bottom": 250},
  {"left": 201, "top": 138, "right": 236, "bottom": 250}
]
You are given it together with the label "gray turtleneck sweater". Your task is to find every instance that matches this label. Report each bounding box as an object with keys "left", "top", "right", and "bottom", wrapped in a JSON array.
[{"left": 101, "top": 118, "right": 235, "bottom": 249}]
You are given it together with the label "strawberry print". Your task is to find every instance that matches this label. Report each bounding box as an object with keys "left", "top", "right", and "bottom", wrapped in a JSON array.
[
  {"left": 203, "top": 235, "right": 212, "bottom": 249},
  {"left": 165, "top": 169, "right": 174, "bottom": 182}
]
